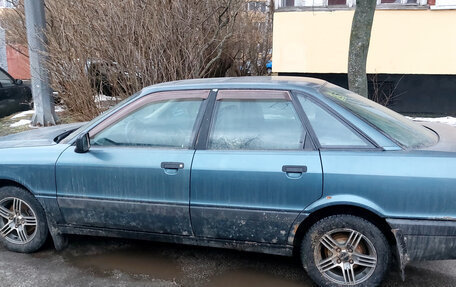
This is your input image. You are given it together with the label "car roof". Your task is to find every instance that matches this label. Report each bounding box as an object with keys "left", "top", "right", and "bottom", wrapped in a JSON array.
[{"left": 140, "top": 76, "right": 328, "bottom": 96}]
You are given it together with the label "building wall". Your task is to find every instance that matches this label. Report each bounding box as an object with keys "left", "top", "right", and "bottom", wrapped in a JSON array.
[
  {"left": 273, "top": 9, "right": 456, "bottom": 75},
  {"left": 6, "top": 45, "right": 30, "bottom": 79},
  {"left": 280, "top": 72, "right": 456, "bottom": 116}
]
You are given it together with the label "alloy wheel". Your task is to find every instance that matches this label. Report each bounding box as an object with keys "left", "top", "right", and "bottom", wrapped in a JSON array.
[
  {"left": 0, "top": 197, "right": 38, "bottom": 245},
  {"left": 314, "top": 228, "right": 378, "bottom": 285}
]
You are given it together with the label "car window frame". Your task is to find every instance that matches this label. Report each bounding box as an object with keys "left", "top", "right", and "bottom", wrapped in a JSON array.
[
  {"left": 196, "top": 89, "right": 316, "bottom": 151},
  {"left": 0, "top": 67, "right": 15, "bottom": 87},
  {"left": 291, "top": 90, "right": 381, "bottom": 151},
  {"left": 87, "top": 89, "right": 211, "bottom": 150}
]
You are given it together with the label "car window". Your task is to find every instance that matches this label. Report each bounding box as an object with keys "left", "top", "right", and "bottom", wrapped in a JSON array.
[
  {"left": 320, "top": 84, "right": 438, "bottom": 149},
  {"left": 298, "top": 96, "right": 370, "bottom": 148},
  {"left": 208, "top": 99, "right": 305, "bottom": 150},
  {"left": 0, "top": 69, "right": 14, "bottom": 87},
  {"left": 92, "top": 99, "right": 203, "bottom": 148}
]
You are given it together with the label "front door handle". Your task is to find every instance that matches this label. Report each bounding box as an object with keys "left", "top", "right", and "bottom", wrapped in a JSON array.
[
  {"left": 161, "top": 162, "right": 184, "bottom": 170},
  {"left": 282, "top": 165, "right": 307, "bottom": 173}
]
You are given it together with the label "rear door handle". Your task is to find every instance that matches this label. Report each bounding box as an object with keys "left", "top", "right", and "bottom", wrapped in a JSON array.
[
  {"left": 161, "top": 162, "right": 184, "bottom": 170},
  {"left": 282, "top": 165, "right": 307, "bottom": 173}
]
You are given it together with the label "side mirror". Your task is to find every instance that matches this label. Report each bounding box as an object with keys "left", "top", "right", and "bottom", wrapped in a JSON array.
[
  {"left": 75, "top": 133, "right": 91, "bottom": 153},
  {"left": 14, "top": 79, "right": 23, "bottom": 85}
]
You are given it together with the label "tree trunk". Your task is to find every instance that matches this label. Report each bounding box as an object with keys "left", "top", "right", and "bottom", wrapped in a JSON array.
[
  {"left": 24, "top": 0, "right": 58, "bottom": 126},
  {"left": 348, "top": 0, "right": 376, "bottom": 98}
]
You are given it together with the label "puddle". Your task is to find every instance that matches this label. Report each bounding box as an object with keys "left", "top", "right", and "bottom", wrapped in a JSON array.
[
  {"left": 59, "top": 237, "right": 311, "bottom": 286},
  {"left": 65, "top": 246, "right": 184, "bottom": 282},
  {"left": 205, "top": 269, "right": 307, "bottom": 287}
]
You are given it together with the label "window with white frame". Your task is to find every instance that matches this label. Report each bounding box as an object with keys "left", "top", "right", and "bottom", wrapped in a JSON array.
[
  {"left": 378, "top": 0, "right": 418, "bottom": 4},
  {"left": 430, "top": 0, "right": 456, "bottom": 10},
  {"left": 279, "top": 0, "right": 354, "bottom": 7},
  {"left": 247, "top": 1, "right": 268, "bottom": 12},
  {"left": 278, "top": 0, "right": 427, "bottom": 7}
]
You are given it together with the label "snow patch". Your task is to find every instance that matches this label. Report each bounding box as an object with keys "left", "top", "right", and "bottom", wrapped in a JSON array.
[
  {"left": 408, "top": 116, "right": 456, "bottom": 127},
  {"left": 55, "top": 105, "right": 65, "bottom": 113},
  {"left": 11, "top": 110, "right": 34, "bottom": 119},
  {"left": 10, "top": 119, "right": 31, "bottom": 127},
  {"left": 10, "top": 106, "right": 65, "bottom": 121},
  {"left": 94, "top": 95, "right": 120, "bottom": 103}
]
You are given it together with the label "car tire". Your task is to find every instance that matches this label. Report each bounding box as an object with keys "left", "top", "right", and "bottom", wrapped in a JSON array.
[
  {"left": 301, "top": 214, "right": 390, "bottom": 287},
  {"left": 0, "top": 186, "right": 48, "bottom": 253}
]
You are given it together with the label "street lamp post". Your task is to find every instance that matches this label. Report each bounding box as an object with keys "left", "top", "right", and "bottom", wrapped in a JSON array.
[{"left": 24, "top": 0, "right": 57, "bottom": 126}]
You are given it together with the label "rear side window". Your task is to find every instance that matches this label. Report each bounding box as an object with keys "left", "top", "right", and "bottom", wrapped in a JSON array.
[
  {"left": 298, "top": 96, "right": 370, "bottom": 148},
  {"left": 208, "top": 100, "right": 305, "bottom": 150},
  {"left": 319, "top": 84, "right": 438, "bottom": 149}
]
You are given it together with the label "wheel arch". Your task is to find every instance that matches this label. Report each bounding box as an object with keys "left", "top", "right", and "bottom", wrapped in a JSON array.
[
  {"left": 0, "top": 178, "right": 34, "bottom": 195},
  {"left": 292, "top": 204, "right": 396, "bottom": 257}
]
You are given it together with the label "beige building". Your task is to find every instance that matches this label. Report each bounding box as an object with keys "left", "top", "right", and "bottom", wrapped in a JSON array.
[{"left": 272, "top": 0, "right": 456, "bottom": 115}]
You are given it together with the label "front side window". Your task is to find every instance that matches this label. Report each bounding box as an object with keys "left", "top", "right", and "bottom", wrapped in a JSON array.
[
  {"left": 208, "top": 99, "right": 305, "bottom": 150},
  {"left": 298, "top": 95, "right": 370, "bottom": 148},
  {"left": 92, "top": 99, "right": 203, "bottom": 148}
]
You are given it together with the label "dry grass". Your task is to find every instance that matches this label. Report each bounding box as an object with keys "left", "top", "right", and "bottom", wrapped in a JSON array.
[{"left": 0, "top": 108, "right": 77, "bottom": 137}]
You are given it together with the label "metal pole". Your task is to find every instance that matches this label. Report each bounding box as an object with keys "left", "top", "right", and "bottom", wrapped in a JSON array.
[
  {"left": 0, "top": 27, "right": 7, "bottom": 71},
  {"left": 24, "top": 0, "right": 57, "bottom": 126}
]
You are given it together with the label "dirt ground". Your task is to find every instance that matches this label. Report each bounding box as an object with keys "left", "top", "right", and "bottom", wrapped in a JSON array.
[{"left": 0, "top": 236, "right": 455, "bottom": 287}]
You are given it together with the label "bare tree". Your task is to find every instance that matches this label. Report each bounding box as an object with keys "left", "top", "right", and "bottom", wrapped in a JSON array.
[{"left": 348, "top": 0, "right": 376, "bottom": 98}]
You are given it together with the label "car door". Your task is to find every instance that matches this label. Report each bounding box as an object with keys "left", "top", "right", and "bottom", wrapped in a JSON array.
[
  {"left": 190, "top": 90, "right": 323, "bottom": 244},
  {"left": 0, "top": 68, "right": 16, "bottom": 117},
  {"left": 56, "top": 90, "right": 209, "bottom": 235}
]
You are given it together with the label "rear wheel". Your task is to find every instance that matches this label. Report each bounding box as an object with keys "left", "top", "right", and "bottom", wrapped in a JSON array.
[
  {"left": 0, "top": 186, "right": 48, "bottom": 253},
  {"left": 301, "top": 215, "right": 390, "bottom": 287}
]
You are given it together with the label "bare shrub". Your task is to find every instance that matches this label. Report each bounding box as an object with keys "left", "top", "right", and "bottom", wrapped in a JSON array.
[
  {"left": 369, "top": 74, "right": 405, "bottom": 107},
  {"left": 1, "top": 0, "right": 273, "bottom": 121},
  {"left": 230, "top": 2, "right": 273, "bottom": 77}
]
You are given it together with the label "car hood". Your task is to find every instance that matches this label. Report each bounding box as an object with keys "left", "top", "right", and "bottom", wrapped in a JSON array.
[
  {"left": 0, "top": 122, "right": 84, "bottom": 149},
  {"left": 419, "top": 122, "right": 456, "bottom": 152}
]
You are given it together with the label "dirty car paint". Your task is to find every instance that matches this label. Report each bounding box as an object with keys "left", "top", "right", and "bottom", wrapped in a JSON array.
[{"left": 0, "top": 76, "right": 455, "bottom": 272}]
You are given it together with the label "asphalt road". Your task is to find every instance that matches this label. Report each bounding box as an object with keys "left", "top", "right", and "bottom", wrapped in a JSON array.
[{"left": 0, "top": 236, "right": 455, "bottom": 287}]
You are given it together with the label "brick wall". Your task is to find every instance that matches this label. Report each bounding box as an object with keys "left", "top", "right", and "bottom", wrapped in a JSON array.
[{"left": 6, "top": 45, "right": 30, "bottom": 80}]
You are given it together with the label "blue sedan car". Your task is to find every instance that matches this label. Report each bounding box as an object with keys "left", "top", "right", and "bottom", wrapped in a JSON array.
[{"left": 0, "top": 77, "right": 455, "bottom": 286}]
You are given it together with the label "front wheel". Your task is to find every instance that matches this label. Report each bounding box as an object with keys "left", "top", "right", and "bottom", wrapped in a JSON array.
[
  {"left": 301, "top": 215, "right": 390, "bottom": 287},
  {"left": 0, "top": 186, "right": 48, "bottom": 253}
]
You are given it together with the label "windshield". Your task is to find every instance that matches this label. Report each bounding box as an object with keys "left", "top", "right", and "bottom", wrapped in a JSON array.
[{"left": 320, "top": 83, "right": 438, "bottom": 149}]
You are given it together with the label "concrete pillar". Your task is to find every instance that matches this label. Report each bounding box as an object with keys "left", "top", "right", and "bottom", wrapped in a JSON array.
[
  {"left": 24, "top": 0, "right": 58, "bottom": 126},
  {"left": 0, "top": 27, "right": 7, "bottom": 71}
]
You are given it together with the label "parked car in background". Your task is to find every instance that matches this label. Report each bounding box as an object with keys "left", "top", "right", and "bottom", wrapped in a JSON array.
[
  {"left": 0, "top": 67, "right": 32, "bottom": 118},
  {"left": 0, "top": 77, "right": 455, "bottom": 287}
]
